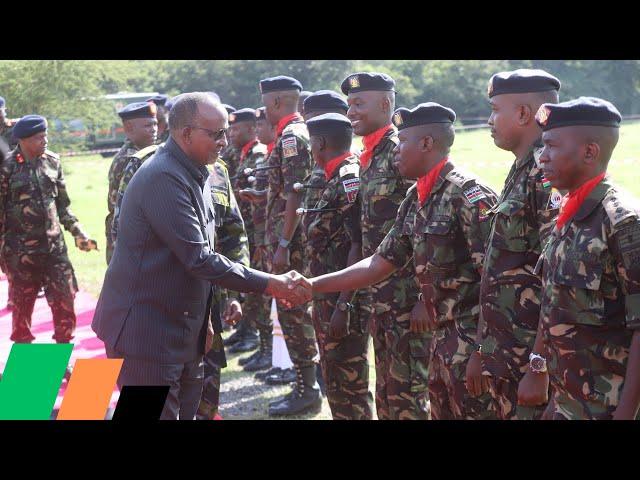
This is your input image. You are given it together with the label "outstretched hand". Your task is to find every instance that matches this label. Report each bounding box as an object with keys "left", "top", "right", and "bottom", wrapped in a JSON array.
[{"left": 266, "top": 270, "right": 313, "bottom": 308}]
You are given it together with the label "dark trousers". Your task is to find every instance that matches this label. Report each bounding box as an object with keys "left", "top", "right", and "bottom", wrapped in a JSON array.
[{"left": 106, "top": 347, "right": 204, "bottom": 420}]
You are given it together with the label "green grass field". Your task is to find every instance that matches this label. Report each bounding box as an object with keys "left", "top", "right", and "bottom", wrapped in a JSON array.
[{"left": 58, "top": 123, "right": 640, "bottom": 419}]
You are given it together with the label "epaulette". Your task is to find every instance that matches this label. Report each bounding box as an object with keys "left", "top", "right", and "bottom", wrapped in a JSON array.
[
  {"left": 133, "top": 144, "right": 159, "bottom": 160},
  {"left": 282, "top": 122, "right": 308, "bottom": 138},
  {"left": 43, "top": 149, "right": 60, "bottom": 160},
  {"left": 445, "top": 168, "right": 474, "bottom": 189},
  {"left": 339, "top": 160, "right": 360, "bottom": 178},
  {"left": 603, "top": 188, "right": 639, "bottom": 230}
]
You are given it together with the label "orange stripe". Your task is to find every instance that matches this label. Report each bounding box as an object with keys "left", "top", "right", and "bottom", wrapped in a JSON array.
[{"left": 57, "top": 359, "right": 123, "bottom": 420}]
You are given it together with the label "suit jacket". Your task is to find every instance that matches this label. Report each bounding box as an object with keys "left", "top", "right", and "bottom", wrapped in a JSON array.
[{"left": 92, "top": 137, "right": 270, "bottom": 364}]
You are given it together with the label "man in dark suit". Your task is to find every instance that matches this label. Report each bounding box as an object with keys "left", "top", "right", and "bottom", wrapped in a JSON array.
[{"left": 92, "top": 92, "right": 311, "bottom": 420}]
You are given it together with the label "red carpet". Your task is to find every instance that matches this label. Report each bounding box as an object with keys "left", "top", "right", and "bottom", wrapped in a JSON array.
[{"left": 0, "top": 274, "right": 119, "bottom": 413}]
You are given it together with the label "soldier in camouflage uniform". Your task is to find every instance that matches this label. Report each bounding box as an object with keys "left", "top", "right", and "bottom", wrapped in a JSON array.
[
  {"left": 0, "top": 115, "right": 97, "bottom": 344},
  {"left": 226, "top": 108, "right": 270, "bottom": 364},
  {"left": 260, "top": 75, "right": 321, "bottom": 416},
  {"left": 197, "top": 157, "right": 251, "bottom": 420},
  {"left": 147, "top": 94, "right": 170, "bottom": 144},
  {"left": 517, "top": 97, "right": 640, "bottom": 420},
  {"left": 0, "top": 96, "right": 18, "bottom": 150},
  {"left": 302, "top": 113, "right": 372, "bottom": 420},
  {"left": 342, "top": 72, "right": 428, "bottom": 420},
  {"left": 465, "top": 69, "right": 562, "bottom": 420},
  {"left": 219, "top": 104, "right": 240, "bottom": 181},
  {"left": 308, "top": 104, "right": 498, "bottom": 419},
  {"left": 105, "top": 102, "right": 157, "bottom": 265}
]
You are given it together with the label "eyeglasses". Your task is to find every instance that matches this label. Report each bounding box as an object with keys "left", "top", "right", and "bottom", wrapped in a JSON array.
[{"left": 187, "top": 125, "right": 227, "bottom": 141}]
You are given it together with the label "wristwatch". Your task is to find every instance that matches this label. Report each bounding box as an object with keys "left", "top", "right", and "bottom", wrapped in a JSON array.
[
  {"left": 336, "top": 300, "right": 353, "bottom": 312},
  {"left": 529, "top": 352, "right": 548, "bottom": 373},
  {"left": 278, "top": 238, "right": 291, "bottom": 249}
]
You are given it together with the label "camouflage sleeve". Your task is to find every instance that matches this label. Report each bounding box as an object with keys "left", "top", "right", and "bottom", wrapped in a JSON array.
[
  {"left": 459, "top": 184, "right": 497, "bottom": 272},
  {"left": 56, "top": 160, "right": 85, "bottom": 237},
  {"left": 217, "top": 187, "right": 250, "bottom": 268},
  {"left": 344, "top": 196, "right": 362, "bottom": 245},
  {"left": 531, "top": 171, "right": 560, "bottom": 248},
  {"left": 0, "top": 162, "right": 9, "bottom": 237},
  {"left": 611, "top": 218, "right": 640, "bottom": 330},
  {"left": 280, "top": 132, "right": 311, "bottom": 194},
  {"left": 339, "top": 173, "right": 362, "bottom": 245},
  {"left": 112, "top": 157, "right": 141, "bottom": 242},
  {"left": 376, "top": 193, "right": 413, "bottom": 268}
]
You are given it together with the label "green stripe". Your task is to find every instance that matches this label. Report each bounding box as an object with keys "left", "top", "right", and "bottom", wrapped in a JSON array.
[{"left": 0, "top": 344, "right": 73, "bottom": 420}]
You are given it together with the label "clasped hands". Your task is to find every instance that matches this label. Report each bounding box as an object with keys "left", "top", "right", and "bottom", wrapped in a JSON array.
[{"left": 265, "top": 270, "right": 313, "bottom": 308}]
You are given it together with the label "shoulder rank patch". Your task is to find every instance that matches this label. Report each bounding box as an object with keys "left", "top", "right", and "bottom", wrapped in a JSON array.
[
  {"left": 618, "top": 222, "right": 640, "bottom": 270},
  {"left": 339, "top": 163, "right": 360, "bottom": 178},
  {"left": 547, "top": 188, "right": 563, "bottom": 210},
  {"left": 133, "top": 144, "right": 159, "bottom": 160},
  {"left": 446, "top": 169, "right": 472, "bottom": 189},
  {"left": 44, "top": 149, "right": 60, "bottom": 160},
  {"left": 603, "top": 189, "right": 639, "bottom": 229},
  {"left": 282, "top": 136, "right": 298, "bottom": 158},
  {"left": 462, "top": 184, "right": 487, "bottom": 204},
  {"left": 342, "top": 177, "right": 360, "bottom": 203}
]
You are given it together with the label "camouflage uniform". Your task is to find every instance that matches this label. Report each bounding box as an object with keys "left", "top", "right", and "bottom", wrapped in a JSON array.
[
  {"left": 378, "top": 161, "right": 498, "bottom": 419},
  {"left": 198, "top": 159, "right": 251, "bottom": 419},
  {"left": 111, "top": 144, "right": 159, "bottom": 243},
  {"left": 479, "top": 142, "right": 560, "bottom": 419},
  {"left": 231, "top": 140, "right": 271, "bottom": 345},
  {"left": 538, "top": 179, "right": 640, "bottom": 420},
  {"left": 305, "top": 155, "right": 372, "bottom": 420},
  {"left": 359, "top": 127, "right": 427, "bottom": 420},
  {"left": 105, "top": 139, "right": 138, "bottom": 265},
  {"left": 0, "top": 147, "right": 87, "bottom": 343},
  {"left": 220, "top": 145, "right": 240, "bottom": 181},
  {"left": 264, "top": 117, "right": 318, "bottom": 369}
]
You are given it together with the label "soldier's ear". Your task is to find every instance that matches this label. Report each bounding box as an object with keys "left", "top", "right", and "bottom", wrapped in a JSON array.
[
  {"left": 584, "top": 142, "right": 600, "bottom": 166},
  {"left": 421, "top": 135, "right": 434, "bottom": 152},
  {"left": 518, "top": 104, "right": 533, "bottom": 126}
]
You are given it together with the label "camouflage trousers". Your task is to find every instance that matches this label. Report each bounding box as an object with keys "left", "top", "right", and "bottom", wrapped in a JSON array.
[
  {"left": 243, "top": 245, "right": 273, "bottom": 339},
  {"left": 197, "top": 338, "right": 224, "bottom": 420},
  {"left": 105, "top": 215, "right": 114, "bottom": 266},
  {"left": 371, "top": 308, "right": 431, "bottom": 420},
  {"left": 312, "top": 298, "right": 373, "bottom": 420},
  {"left": 265, "top": 242, "right": 318, "bottom": 368},
  {"left": 484, "top": 375, "right": 546, "bottom": 420},
  {"left": 428, "top": 322, "right": 496, "bottom": 420},
  {"left": 3, "top": 251, "right": 78, "bottom": 343},
  {"left": 0, "top": 256, "right": 13, "bottom": 307}
]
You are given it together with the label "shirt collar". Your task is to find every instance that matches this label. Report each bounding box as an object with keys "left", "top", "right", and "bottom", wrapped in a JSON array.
[{"left": 166, "top": 136, "right": 209, "bottom": 187}]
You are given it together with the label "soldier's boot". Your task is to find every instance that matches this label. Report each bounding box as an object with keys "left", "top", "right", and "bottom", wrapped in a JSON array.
[
  {"left": 223, "top": 327, "right": 244, "bottom": 347},
  {"left": 265, "top": 366, "right": 296, "bottom": 385},
  {"left": 255, "top": 366, "right": 281, "bottom": 381},
  {"left": 268, "top": 365, "right": 322, "bottom": 416},
  {"left": 316, "top": 363, "right": 326, "bottom": 397},
  {"left": 243, "top": 335, "right": 273, "bottom": 372},
  {"left": 228, "top": 331, "right": 259, "bottom": 353},
  {"left": 238, "top": 349, "right": 261, "bottom": 366}
]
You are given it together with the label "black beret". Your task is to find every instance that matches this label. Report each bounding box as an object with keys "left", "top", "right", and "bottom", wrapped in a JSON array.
[
  {"left": 259, "top": 76, "right": 303, "bottom": 94},
  {"left": 255, "top": 107, "right": 267, "bottom": 120},
  {"left": 0, "top": 96, "right": 5, "bottom": 109},
  {"left": 229, "top": 108, "right": 257, "bottom": 124},
  {"left": 118, "top": 101, "right": 157, "bottom": 121},
  {"left": 13, "top": 115, "right": 48, "bottom": 139},
  {"left": 222, "top": 104, "right": 236, "bottom": 114},
  {"left": 392, "top": 102, "right": 456, "bottom": 130},
  {"left": 306, "top": 112, "right": 353, "bottom": 137},
  {"left": 488, "top": 69, "right": 560, "bottom": 98},
  {"left": 340, "top": 72, "right": 395, "bottom": 95},
  {"left": 303, "top": 90, "right": 348, "bottom": 115},
  {"left": 146, "top": 94, "right": 169, "bottom": 107},
  {"left": 535, "top": 96, "right": 622, "bottom": 131}
]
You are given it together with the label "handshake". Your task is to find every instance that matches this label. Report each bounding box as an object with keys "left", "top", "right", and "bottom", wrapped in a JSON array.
[{"left": 264, "top": 270, "right": 314, "bottom": 308}]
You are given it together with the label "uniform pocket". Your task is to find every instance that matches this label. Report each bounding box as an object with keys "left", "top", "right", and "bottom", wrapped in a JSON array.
[
  {"left": 408, "top": 335, "right": 430, "bottom": 394},
  {"left": 492, "top": 198, "right": 528, "bottom": 252}
]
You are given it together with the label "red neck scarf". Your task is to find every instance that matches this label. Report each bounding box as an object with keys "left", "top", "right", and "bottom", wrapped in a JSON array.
[
  {"left": 417, "top": 157, "right": 448, "bottom": 206},
  {"left": 266, "top": 142, "right": 275, "bottom": 156},
  {"left": 240, "top": 139, "right": 258, "bottom": 164},
  {"left": 275, "top": 112, "right": 303, "bottom": 139},
  {"left": 555, "top": 172, "right": 606, "bottom": 230},
  {"left": 360, "top": 124, "right": 393, "bottom": 170},
  {"left": 323, "top": 152, "right": 352, "bottom": 180}
]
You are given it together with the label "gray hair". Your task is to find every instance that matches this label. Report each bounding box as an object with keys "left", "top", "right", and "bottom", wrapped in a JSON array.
[{"left": 168, "top": 92, "right": 221, "bottom": 131}]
